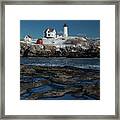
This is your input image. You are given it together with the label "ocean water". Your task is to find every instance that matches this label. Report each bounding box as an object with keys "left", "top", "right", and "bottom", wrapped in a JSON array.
[{"left": 20, "top": 57, "right": 100, "bottom": 70}]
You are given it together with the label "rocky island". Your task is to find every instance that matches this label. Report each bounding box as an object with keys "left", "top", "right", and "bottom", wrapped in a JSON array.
[{"left": 20, "top": 38, "right": 100, "bottom": 58}]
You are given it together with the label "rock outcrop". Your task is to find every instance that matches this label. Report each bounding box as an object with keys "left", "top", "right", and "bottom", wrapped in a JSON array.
[
  {"left": 20, "top": 65, "right": 100, "bottom": 100},
  {"left": 20, "top": 39, "right": 100, "bottom": 58}
]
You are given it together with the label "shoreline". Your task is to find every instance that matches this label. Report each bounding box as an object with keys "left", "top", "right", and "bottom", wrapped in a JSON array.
[
  {"left": 21, "top": 56, "right": 100, "bottom": 59},
  {"left": 21, "top": 56, "right": 100, "bottom": 58}
]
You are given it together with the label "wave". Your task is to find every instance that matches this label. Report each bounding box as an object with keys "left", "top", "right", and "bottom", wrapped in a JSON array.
[{"left": 26, "top": 63, "right": 100, "bottom": 70}]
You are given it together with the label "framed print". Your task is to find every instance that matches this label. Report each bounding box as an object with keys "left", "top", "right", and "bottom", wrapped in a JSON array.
[{"left": 0, "top": 0, "right": 120, "bottom": 119}]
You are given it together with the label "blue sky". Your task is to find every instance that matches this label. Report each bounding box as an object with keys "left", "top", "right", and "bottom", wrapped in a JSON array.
[{"left": 20, "top": 20, "right": 100, "bottom": 39}]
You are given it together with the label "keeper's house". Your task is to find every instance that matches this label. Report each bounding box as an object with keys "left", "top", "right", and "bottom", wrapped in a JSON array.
[{"left": 44, "top": 28, "right": 56, "bottom": 38}]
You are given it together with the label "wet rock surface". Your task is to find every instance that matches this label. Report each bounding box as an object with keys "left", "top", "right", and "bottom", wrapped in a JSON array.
[{"left": 20, "top": 64, "right": 100, "bottom": 100}]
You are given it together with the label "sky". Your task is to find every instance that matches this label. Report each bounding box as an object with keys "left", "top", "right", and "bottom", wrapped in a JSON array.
[{"left": 20, "top": 20, "right": 100, "bottom": 39}]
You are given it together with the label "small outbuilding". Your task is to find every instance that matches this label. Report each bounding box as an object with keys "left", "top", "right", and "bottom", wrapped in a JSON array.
[
  {"left": 24, "top": 35, "right": 32, "bottom": 43},
  {"left": 36, "top": 38, "right": 43, "bottom": 45}
]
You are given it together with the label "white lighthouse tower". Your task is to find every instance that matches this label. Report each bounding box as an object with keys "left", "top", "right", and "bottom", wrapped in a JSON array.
[{"left": 63, "top": 24, "right": 68, "bottom": 38}]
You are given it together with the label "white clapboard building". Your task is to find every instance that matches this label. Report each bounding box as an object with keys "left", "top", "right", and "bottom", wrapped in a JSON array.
[{"left": 43, "top": 24, "right": 69, "bottom": 46}]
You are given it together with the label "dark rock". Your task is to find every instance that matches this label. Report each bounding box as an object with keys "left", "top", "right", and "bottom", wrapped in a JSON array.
[
  {"left": 20, "top": 40, "right": 100, "bottom": 58},
  {"left": 20, "top": 64, "right": 100, "bottom": 100}
]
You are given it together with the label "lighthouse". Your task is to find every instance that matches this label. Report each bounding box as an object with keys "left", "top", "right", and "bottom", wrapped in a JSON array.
[{"left": 63, "top": 24, "right": 68, "bottom": 38}]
